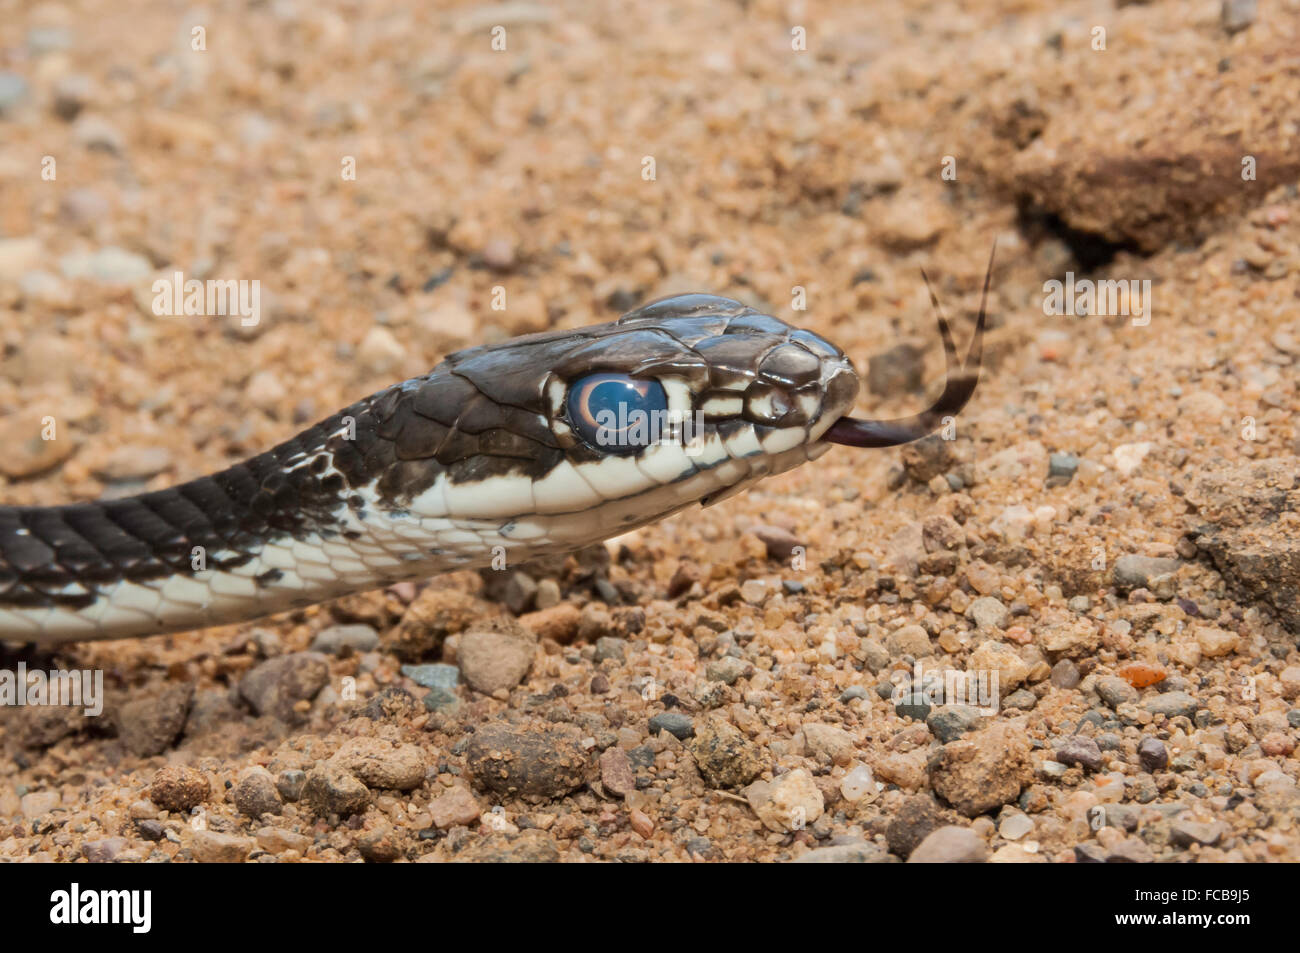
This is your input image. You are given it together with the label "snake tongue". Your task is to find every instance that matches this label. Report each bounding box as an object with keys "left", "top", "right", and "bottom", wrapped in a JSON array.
[{"left": 824, "top": 243, "right": 995, "bottom": 450}]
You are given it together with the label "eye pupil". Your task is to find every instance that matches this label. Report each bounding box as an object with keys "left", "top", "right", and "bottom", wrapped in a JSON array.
[{"left": 567, "top": 373, "right": 668, "bottom": 453}]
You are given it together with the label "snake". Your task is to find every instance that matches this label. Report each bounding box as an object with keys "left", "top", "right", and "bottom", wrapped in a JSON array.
[{"left": 0, "top": 253, "right": 993, "bottom": 646}]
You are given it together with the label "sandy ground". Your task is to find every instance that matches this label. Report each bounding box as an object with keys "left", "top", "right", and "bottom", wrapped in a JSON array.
[{"left": 0, "top": 0, "right": 1298, "bottom": 862}]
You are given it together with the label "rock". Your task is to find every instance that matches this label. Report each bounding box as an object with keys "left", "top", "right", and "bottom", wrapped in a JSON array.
[
  {"left": 20, "top": 791, "right": 60, "bottom": 818},
  {"left": 1143, "top": 692, "right": 1199, "bottom": 719},
  {"left": 465, "top": 722, "right": 591, "bottom": 801},
  {"left": 839, "top": 764, "right": 876, "bottom": 802},
  {"left": 302, "top": 762, "right": 370, "bottom": 817},
  {"left": 968, "top": 640, "right": 1028, "bottom": 695},
  {"left": 82, "top": 838, "right": 127, "bottom": 863},
  {"left": 501, "top": 571, "right": 538, "bottom": 613},
  {"left": 706, "top": 656, "right": 748, "bottom": 685},
  {"left": 998, "top": 812, "right": 1034, "bottom": 841},
  {"left": 358, "top": 326, "right": 405, "bottom": 374},
  {"left": 868, "top": 343, "right": 925, "bottom": 395},
  {"left": 0, "top": 72, "right": 30, "bottom": 117},
  {"left": 93, "top": 445, "right": 173, "bottom": 482},
  {"left": 747, "top": 769, "right": 824, "bottom": 833},
  {"left": 332, "top": 737, "right": 426, "bottom": 791},
  {"left": 257, "top": 827, "right": 312, "bottom": 854},
  {"left": 135, "top": 819, "right": 164, "bottom": 842},
  {"left": 452, "top": 830, "right": 561, "bottom": 863},
  {"left": 428, "top": 786, "right": 482, "bottom": 829},
  {"left": 593, "top": 636, "right": 626, "bottom": 662},
  {"left": 886, "top": 794, "right": 944, "bottom": 858},
  {"left": 792, "top": 842, "right": 896, "bottom": 863},
  {"left": 966, "top": 597, "right": 1009, "bottom": 631},
  {"left": 1112, "top": 442, "right": 1152, "bottom": 477},
  {"left": 927, "top": 706, "right": 984, "bottom": 743},
  {"left": 276, "top": 769, "right": 306, "bottom": 801},
  {"left": 886, "top": 624, "right": 933, "bottom": 657},
  {"left": 1170, "top": 819, "right": 1227, "bottom": 848},
  {"left": 1055, "top": 736, "right": 1104, "bottom": 772},
  {"left": 1107, "top": 838, "right": 1156, "bottom": 863},
  {"left": 1195, "top": 626, "right": 1239, "bottom": 658},
  {"left": 1137, "top": 737, "right": 1168, "bottom": 772},
  {"left": 802, "top": 722, "right": 854, "bottom": 763},
  {"left": 358, "top": 824, "right": 403, "bottom": 862},
  {"left": 402, "top": 663, "right": 460, "bottom": 691},
  {"left": 1112, "top": 555, "right": 1180, "bottom": 593},
  {"left": 457, "top": 628, "right": 535, "bottom": 694},
  {"left": 148, "top": 766, "right": 210, "bottom": 812},
  {"left": 310, "top": 624, "right": 379, "bottom": 655},
  {"left": 1050, "top": 659, "right": 1081, "bottom": 689},
  {"left": 52, "top": 73, "right": 95, "bottom": 121},
  {"left": 1038, "top": 620, "right": 1101, "bottom": 659},
  {"left": 599, "top": 747, "right": 637, "bottom": 797},
  {"left": 482, "top": 236, "right": 516, "bottom": 271},
  {"left": 907, "top": 825, "right": 988, "bottom": 863},
  {"left": 1115, "top": 661, "right": 1167, "bottom": 689},
  {"left": 648, "top": 712, "right": 694, "bottom": 740},
  {"left": 232, "top": 767, "right": 282, "bottom": 817},
  {"left": 900, "top": 434, "right": 957, "bottom": 484},
  {"left": 519, "top": 603, "right": 582, "bottom": 643},
  {"left": 929, "top": 722, "right": 1031, "bottom": 817},
  {"left": 191, "top": 830, "right": 255, "bottom": 863},
  {"left": 0, "top": 413, "right": 76, "bottom": 478},
  {"left": 113, "top": 683, "right": 193, "bottom": 756},
  {"left": 239, "top": 652, "right": 330, "bottom": 721},
  {"left": 60, "top": 245, "right": 150, "bottom": 282},
  {"left": 689, "top": 718, "right": 765, "bottom": 788},
  {"left": 1003, "top": 689, "right": 1036, "bottom": 710},
  {"left": 1186, "top": 458, "right": 1300, "bottom": 632},
  {"left": 1047, "top": 452, "right": 1079, "bottom": 485},
  {"left": 387, "top": 587, "right": 484, "bottom": 660},
  {"left": 13, "top": 705, "right": 85, "bottom": 748},
  {"left": 874, "top": 749, "right": 929, "bottom": 790},
  {"left": 1221, "top": 0, "right": 1257, "bottom": 34},
  {"left": 1096, "top": 676, "right": 1139, "bottom": 709},
  {"left": 0, "top": 237, "right": 43, "bottom": 282},
  {"left": 753, "top": 524, "right": 802, "bottom": 561}
]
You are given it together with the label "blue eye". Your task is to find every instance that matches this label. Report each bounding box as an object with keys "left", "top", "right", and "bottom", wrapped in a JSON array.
[{"left": 567, "top": 373, "right": 668, "bottom": 452}]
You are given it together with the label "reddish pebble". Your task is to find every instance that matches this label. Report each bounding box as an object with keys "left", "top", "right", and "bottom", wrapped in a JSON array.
[
  {"left": 1116, "top": 661, "right": 1167, "bottom": 689},
  {"left": 629, "top": 808, "right": 655, "bottom": 839},
  {"left": 1004, "top": 625, "right": 1032, "bottom": 645}
]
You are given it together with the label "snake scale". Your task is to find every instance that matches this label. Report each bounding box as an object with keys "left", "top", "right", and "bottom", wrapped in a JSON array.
[{"left": 0, "top": 252, "right": 993, "bottom": 646}]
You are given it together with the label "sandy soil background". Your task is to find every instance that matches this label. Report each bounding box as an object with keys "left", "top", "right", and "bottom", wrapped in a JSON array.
[{"left": 1, "top": 0, "right": 1298, "bottom": 862}]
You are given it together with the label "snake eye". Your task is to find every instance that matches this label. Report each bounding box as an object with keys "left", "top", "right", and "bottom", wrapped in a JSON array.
[{"left": 567, "top": 373, "right": 668, "bottom": 453}]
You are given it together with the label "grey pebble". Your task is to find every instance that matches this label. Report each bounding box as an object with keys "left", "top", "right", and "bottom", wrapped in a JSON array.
[
  {"left": 1003, "top": 689, "right": 1037, "bottom": 711},
  {"left": 1143, "top": 692, "right": 1199, "bottom": 719},
  {"left": 648, "top": 712, "right": 694, "bottom": 739},
  {"left": 1096, "top": 676, "right": 1139, "bottom": 709},
  {"left": 927, "top": 705, "right": 983, "bottom": 743},
  {"left": 1055, "top": 736, "right": 1104, "bottom": 772},
  {"left": 310, "top": 624, "right": 379, "bottom": 655},
  {"left": 0, "top": 73, "right": 30, "bottom": 117},
  {"left": 1138, "top": 737, "right": 1168, "bottom": 772},
  {"left": 1112, "top": 555, "right": 1180, "bottom": 593},
  {"left": 276, "top": 769, "right": 306, "bottom": 802},
  {"left": 1050, "top": 659, "right": 1080, "bottom": 689},
  {"left": 401, "top": 663, "right": 460, "bottom": 691}
]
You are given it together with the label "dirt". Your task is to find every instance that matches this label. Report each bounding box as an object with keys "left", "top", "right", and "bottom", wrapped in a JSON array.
[{"left": 1, "top": 0, "right": 1298, "bottom": 863}]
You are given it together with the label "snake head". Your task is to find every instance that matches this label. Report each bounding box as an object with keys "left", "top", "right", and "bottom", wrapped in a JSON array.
[{"left": 346, "top": 248, "right": 992, "bottom": 563}]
